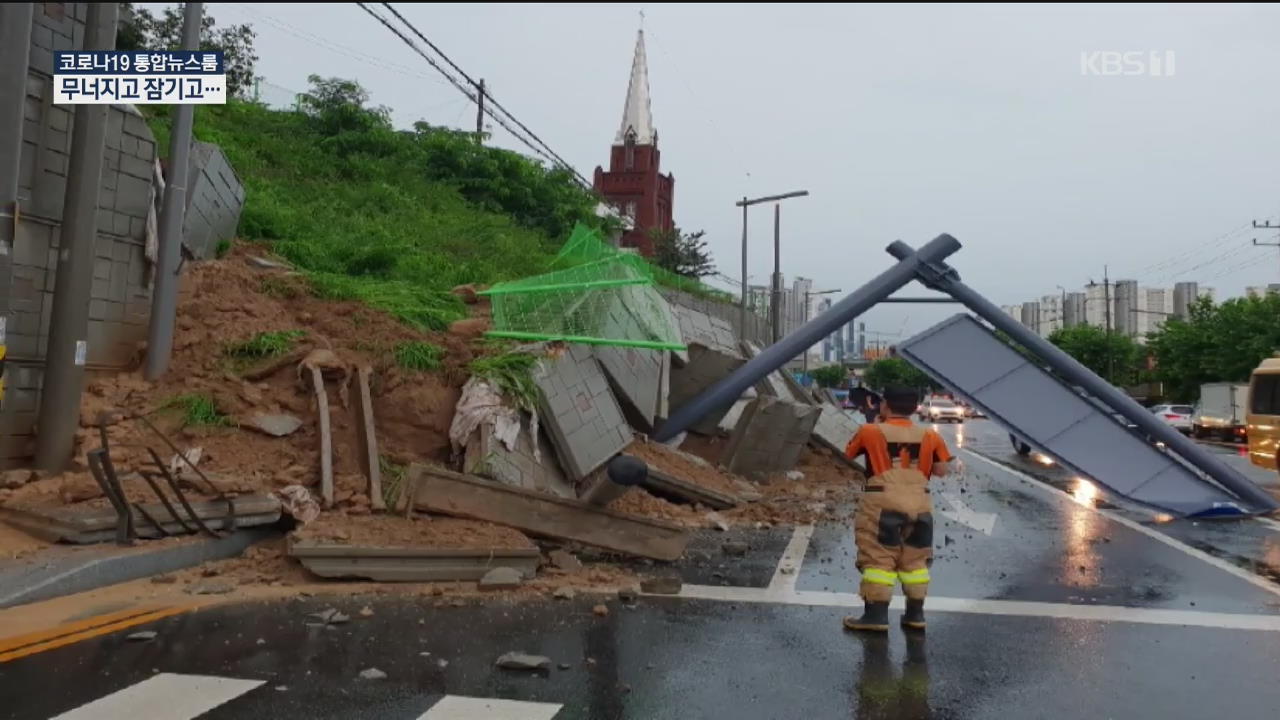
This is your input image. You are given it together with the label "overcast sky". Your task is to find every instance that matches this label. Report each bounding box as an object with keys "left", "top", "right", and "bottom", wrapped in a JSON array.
[{"left": 192, "top": 3, "right": 1280, "bottom": 339}]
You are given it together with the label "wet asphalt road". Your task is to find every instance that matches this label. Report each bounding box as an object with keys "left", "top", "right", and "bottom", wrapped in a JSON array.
[{"left": 5, "top": 420, "right": 1280, "bottom": 719}]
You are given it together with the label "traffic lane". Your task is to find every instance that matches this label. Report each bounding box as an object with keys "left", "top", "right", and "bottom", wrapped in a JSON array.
[
  {"left": 796, "top": 454, "right": 1280, "bottom": 613},
  {"left": 953, "top": 420, "right": 1280, "bottom": 586},
  {"left": 6, "top": 595, "right": 1280, "bottom": 720}
]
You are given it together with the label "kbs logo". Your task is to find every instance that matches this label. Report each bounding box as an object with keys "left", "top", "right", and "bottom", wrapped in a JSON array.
[{"left": 1080, "top": 50, "right": 1176, "bottom": 77}]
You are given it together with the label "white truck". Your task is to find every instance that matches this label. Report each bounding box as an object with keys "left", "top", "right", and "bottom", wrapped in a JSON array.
[{"left": 1192, "top": 382, "right": 1249, "bottom": 442}]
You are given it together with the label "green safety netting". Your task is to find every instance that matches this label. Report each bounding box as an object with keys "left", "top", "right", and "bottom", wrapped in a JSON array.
[{"left": 480, "top": 224, "right": 690, "bottom": 351}]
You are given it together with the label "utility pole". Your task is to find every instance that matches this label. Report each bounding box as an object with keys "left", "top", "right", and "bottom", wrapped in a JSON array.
[
  {"left": 1086, "top": 266, "right": 1114, "bottom": 383},
  {"left": 144, "top": 1, "right": 203, "bottom": 381},
  {"left": 1103, "top": 265, "right": 1113, "bottom": 382},
  {"left": 733, "top": 190, "right": 808, "bottom": 343},
  {"left": 0, "top": 3, "right": 34, "bottom": 425},
  {"left": 771, "top": 204, "right": 782, "bottom": 343},
  {"left": 34, "top": 2, "right": 119, "bottom": 470},
  {"left": 739, "top": 198, "right": 748, "bottom": 334},
  {"left": 475, "top": 78, "right": 485, "bottom": 139},
  {"left": 1253, "top": 216, "right": 1280, "bottom": 278}
]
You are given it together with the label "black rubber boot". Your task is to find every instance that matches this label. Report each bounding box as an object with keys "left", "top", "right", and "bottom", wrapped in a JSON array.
[
  {"left": 902, "top": 598, "right": 926, "bottom": 631},
  {"left": 844, "top": 602, "right": 890, "bottom": 632}
]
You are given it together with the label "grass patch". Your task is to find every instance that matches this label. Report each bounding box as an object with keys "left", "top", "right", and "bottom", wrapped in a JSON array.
[
  {"left": 379, "top": 455, "right": 407, "bottom": 509},
  {"left": 163, "top": 394, "right": 232, "bottom": 427},
  {"left": 394, "top": 341, "right": 445, "bottom": 372},
  {"left": 215, "top": 239, "right": 232, "bottom": 258},
  {"left": 147, "top": 90, "right": 612, "bottom": 333},
  {"left": 225, "top": 330, "right": 306, "bottom": 359},
  {"left": 468, "top": 351, "right": 541, "bottom": 411}
]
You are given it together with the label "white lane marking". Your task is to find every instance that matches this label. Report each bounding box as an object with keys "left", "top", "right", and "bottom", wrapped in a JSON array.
[
  {"left": 935, "top": 490, "right": 997, "bottom": 535},
  {"left": 51, "top": 673, "right": 264, "bottom": 720},
  {"left": 677, "top": 583, "right": 1280, "bottom": 632},
  {"left": 963, "top": 449, "right": 1280, "bottom": 600},
  {"left": 419, "top": 695, "right": 562, "bottom": 719},
  {"left": 767, "top": 525, "right": 815, "bottom": 592}
]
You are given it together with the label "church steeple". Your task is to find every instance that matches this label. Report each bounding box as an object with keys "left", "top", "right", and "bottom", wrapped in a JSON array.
[{"left": 614, "top": 29, "right": 655, "bottom": 146}]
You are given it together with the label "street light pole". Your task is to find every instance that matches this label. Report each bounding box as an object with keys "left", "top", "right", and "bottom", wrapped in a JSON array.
[
  {"left": 739, "top": 198, "right": 748, "bottom": 335},
  {"left": 771, "top": 205, "right": 782, "bottom": 343},
  {"left": 734, "top": 190, "right": 809, "bottom": 343}
]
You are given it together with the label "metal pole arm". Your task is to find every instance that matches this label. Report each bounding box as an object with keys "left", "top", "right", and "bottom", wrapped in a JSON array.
[{"left": 654, "top": 234, "right": 962, "bottom": 441}]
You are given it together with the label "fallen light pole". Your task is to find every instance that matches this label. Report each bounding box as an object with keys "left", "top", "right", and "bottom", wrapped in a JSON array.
[{"left": 654, "top": 234, "right": 1279, "bottom": 517}]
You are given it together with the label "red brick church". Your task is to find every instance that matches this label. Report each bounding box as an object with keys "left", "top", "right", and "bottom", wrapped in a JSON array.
[{"left": 592, "top": 29, "right": 674, "bottom": 257}]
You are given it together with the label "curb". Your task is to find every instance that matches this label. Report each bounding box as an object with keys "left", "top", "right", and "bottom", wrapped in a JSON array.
[{"left": 0, "top": 528, "right": 277, "bottom": 609}]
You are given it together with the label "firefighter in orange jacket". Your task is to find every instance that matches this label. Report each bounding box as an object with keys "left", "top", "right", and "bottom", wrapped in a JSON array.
[{"left": 844, "top": 385, "right": 956, "bottom": 632}]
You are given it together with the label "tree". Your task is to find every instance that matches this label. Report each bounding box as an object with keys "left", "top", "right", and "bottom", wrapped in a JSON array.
[
  {"left": 117, "top": 3, "right": 259, "bottom": 99},
  {"left": 649, "top": 226, "right": 715, "bottom": 278},
  {"left": 1047, "top": 324, "right": 1144, "bottom": 387},
  {"left": 862, "top": 357, "right": 933, "bottom": 392},
  {"left": 301, "top": 75, "right": 391, "bottom": 136},
  {"left": 810, "top": 364, "right": 848, "bottom": 389},
  {"left": 1146, "top": 293, "right": 1280, "bottom": 402}
]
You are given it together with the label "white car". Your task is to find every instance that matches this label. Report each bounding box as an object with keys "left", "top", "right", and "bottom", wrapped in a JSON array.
[
  {"left": 918, "top": 398, "right": 965, "bottom": 423},
  {"left": 1149, "top": 404, "right": 1194, "bottom": 434}
]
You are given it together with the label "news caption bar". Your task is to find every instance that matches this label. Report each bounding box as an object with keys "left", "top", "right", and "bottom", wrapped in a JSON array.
[{"left": 53, "top": 50, "right": 227, "bottom": 105}]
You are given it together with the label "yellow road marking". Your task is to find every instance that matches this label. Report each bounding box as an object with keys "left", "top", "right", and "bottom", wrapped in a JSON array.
[{"left": 0, "top": 604, "right": 196, "bottom": 663}]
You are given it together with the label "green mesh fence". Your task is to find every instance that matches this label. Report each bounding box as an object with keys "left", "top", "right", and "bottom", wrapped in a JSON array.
[{"left": 481, "top": 224, "right": 688, "bottom": 350}]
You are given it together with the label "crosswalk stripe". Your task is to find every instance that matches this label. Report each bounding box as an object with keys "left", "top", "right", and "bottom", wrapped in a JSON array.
[
  {"left": 50, "top": 673, "right": 264, "bottom": 720},
  {"left": 418, "top": 695, "right": 563, "bottom": 720}
]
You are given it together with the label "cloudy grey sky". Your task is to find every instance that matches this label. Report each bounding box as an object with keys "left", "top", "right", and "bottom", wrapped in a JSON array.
[{"left": 197, "top": 2, "right": 1280, "bottom": 338}]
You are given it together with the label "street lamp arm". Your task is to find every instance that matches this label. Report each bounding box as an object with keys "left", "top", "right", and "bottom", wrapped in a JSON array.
[{"left": 736, "top": 190, "right": 810, "bottom": 207}]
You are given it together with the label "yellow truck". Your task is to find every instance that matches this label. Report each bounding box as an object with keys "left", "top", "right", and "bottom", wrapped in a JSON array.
[{"left": 1247, "top": 353, "right": 1280, "bottom": 476}]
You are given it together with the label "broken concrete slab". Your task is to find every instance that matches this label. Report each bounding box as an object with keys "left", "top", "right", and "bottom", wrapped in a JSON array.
[
  {"left": 288, "top": 542, "right": 539, "bottom": 582},
  {"left": 479, "top": 566, "right": 524, "bottom": 590},
  {"left": 631, "top": 461, "right": 740, "bottom": 511},
  {"left": 463, "top": 421, "right": 574, "bottom": 499},
  {"left": 810, "top": 402, "right": 863, "bottom": 470},
  {"left": 245, "top": 413, "right": 303, "bottom": 438},
  {"left": 721, "top": 396, "right": 822, "bottom": 481},
  {"left": 1, "top": 470, "right": 34, "bottom": 489},
  {"left": 496, "top": 652, "right": 552, "bottom": 672},
  {"left": 307, "top": 366, "right": 334, "bottom": 507},
  {"left": 741, "top": 341, "right": 815, "bottom": 405},
  {"left": 535, "top": 344, "right": 633, "bottom": 482},
  {"left": 669, "top": 346, "right": 748, "bottom": 436},
  {"left": 0, "top": 495, "right": 282, "bottom": 545},
  {"left": 595, "top": 345, "right": 663, "bottom": 432},
  {"left": 669, "top": 304, "right": 740, "bottom": 360},
  {"left": 352, "top": 366, "right": 384, "bottom": 511},
  {"left": 407, "top": 465, "right": 689, "bottom": 561}
]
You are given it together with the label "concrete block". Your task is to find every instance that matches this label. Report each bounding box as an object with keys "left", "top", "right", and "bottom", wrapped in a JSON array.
[
  {"left": 721, "top": 396, "right": 822, "bottom": 480},
  {"left": 463, "top": 420, "right": 574, "bottom": 498},
  {"left": 668, "top": 344, "right": 746, "bottom": 436},
  {"left": 811, "top": 403, "right": 862, "bottom": 460},
  {"left": 535, "top": 345, "right": 632, "bottom": 482},
  {"left": 595, "top": 344, "right": 662, "bottom": 432}
]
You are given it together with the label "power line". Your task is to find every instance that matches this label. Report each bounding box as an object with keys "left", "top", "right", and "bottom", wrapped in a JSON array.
[
  {"left": 367, "top": 3, "right": 595, "bottom": 189},
  {"left": 227, "top": 3, "right": 446, "bottom": 85},
  {"left": 355, "top": 2, "right": 586, "bottom": 187}
]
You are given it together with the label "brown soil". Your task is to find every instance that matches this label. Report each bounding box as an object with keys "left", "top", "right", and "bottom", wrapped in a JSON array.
[
  {"left": 293, "top": 513, "right": 533, "bottom": 549},
  {"left": 0, "top": 521, "right": 50, "bottom": 560},
  {"left": 625, "top": 438, "right": 742, "bottom": 498},
  {"left": 609, "top": 487, "right": 704, "bottom": 527},
  {"left": 611, "top": 445, "right": 863, "bottom": 529},
  {"left": 675, "top": 432, "right": 727, "bottom": 467},
  {"left": 2, "top": 243, "right": 485, "bottom": 514}
]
